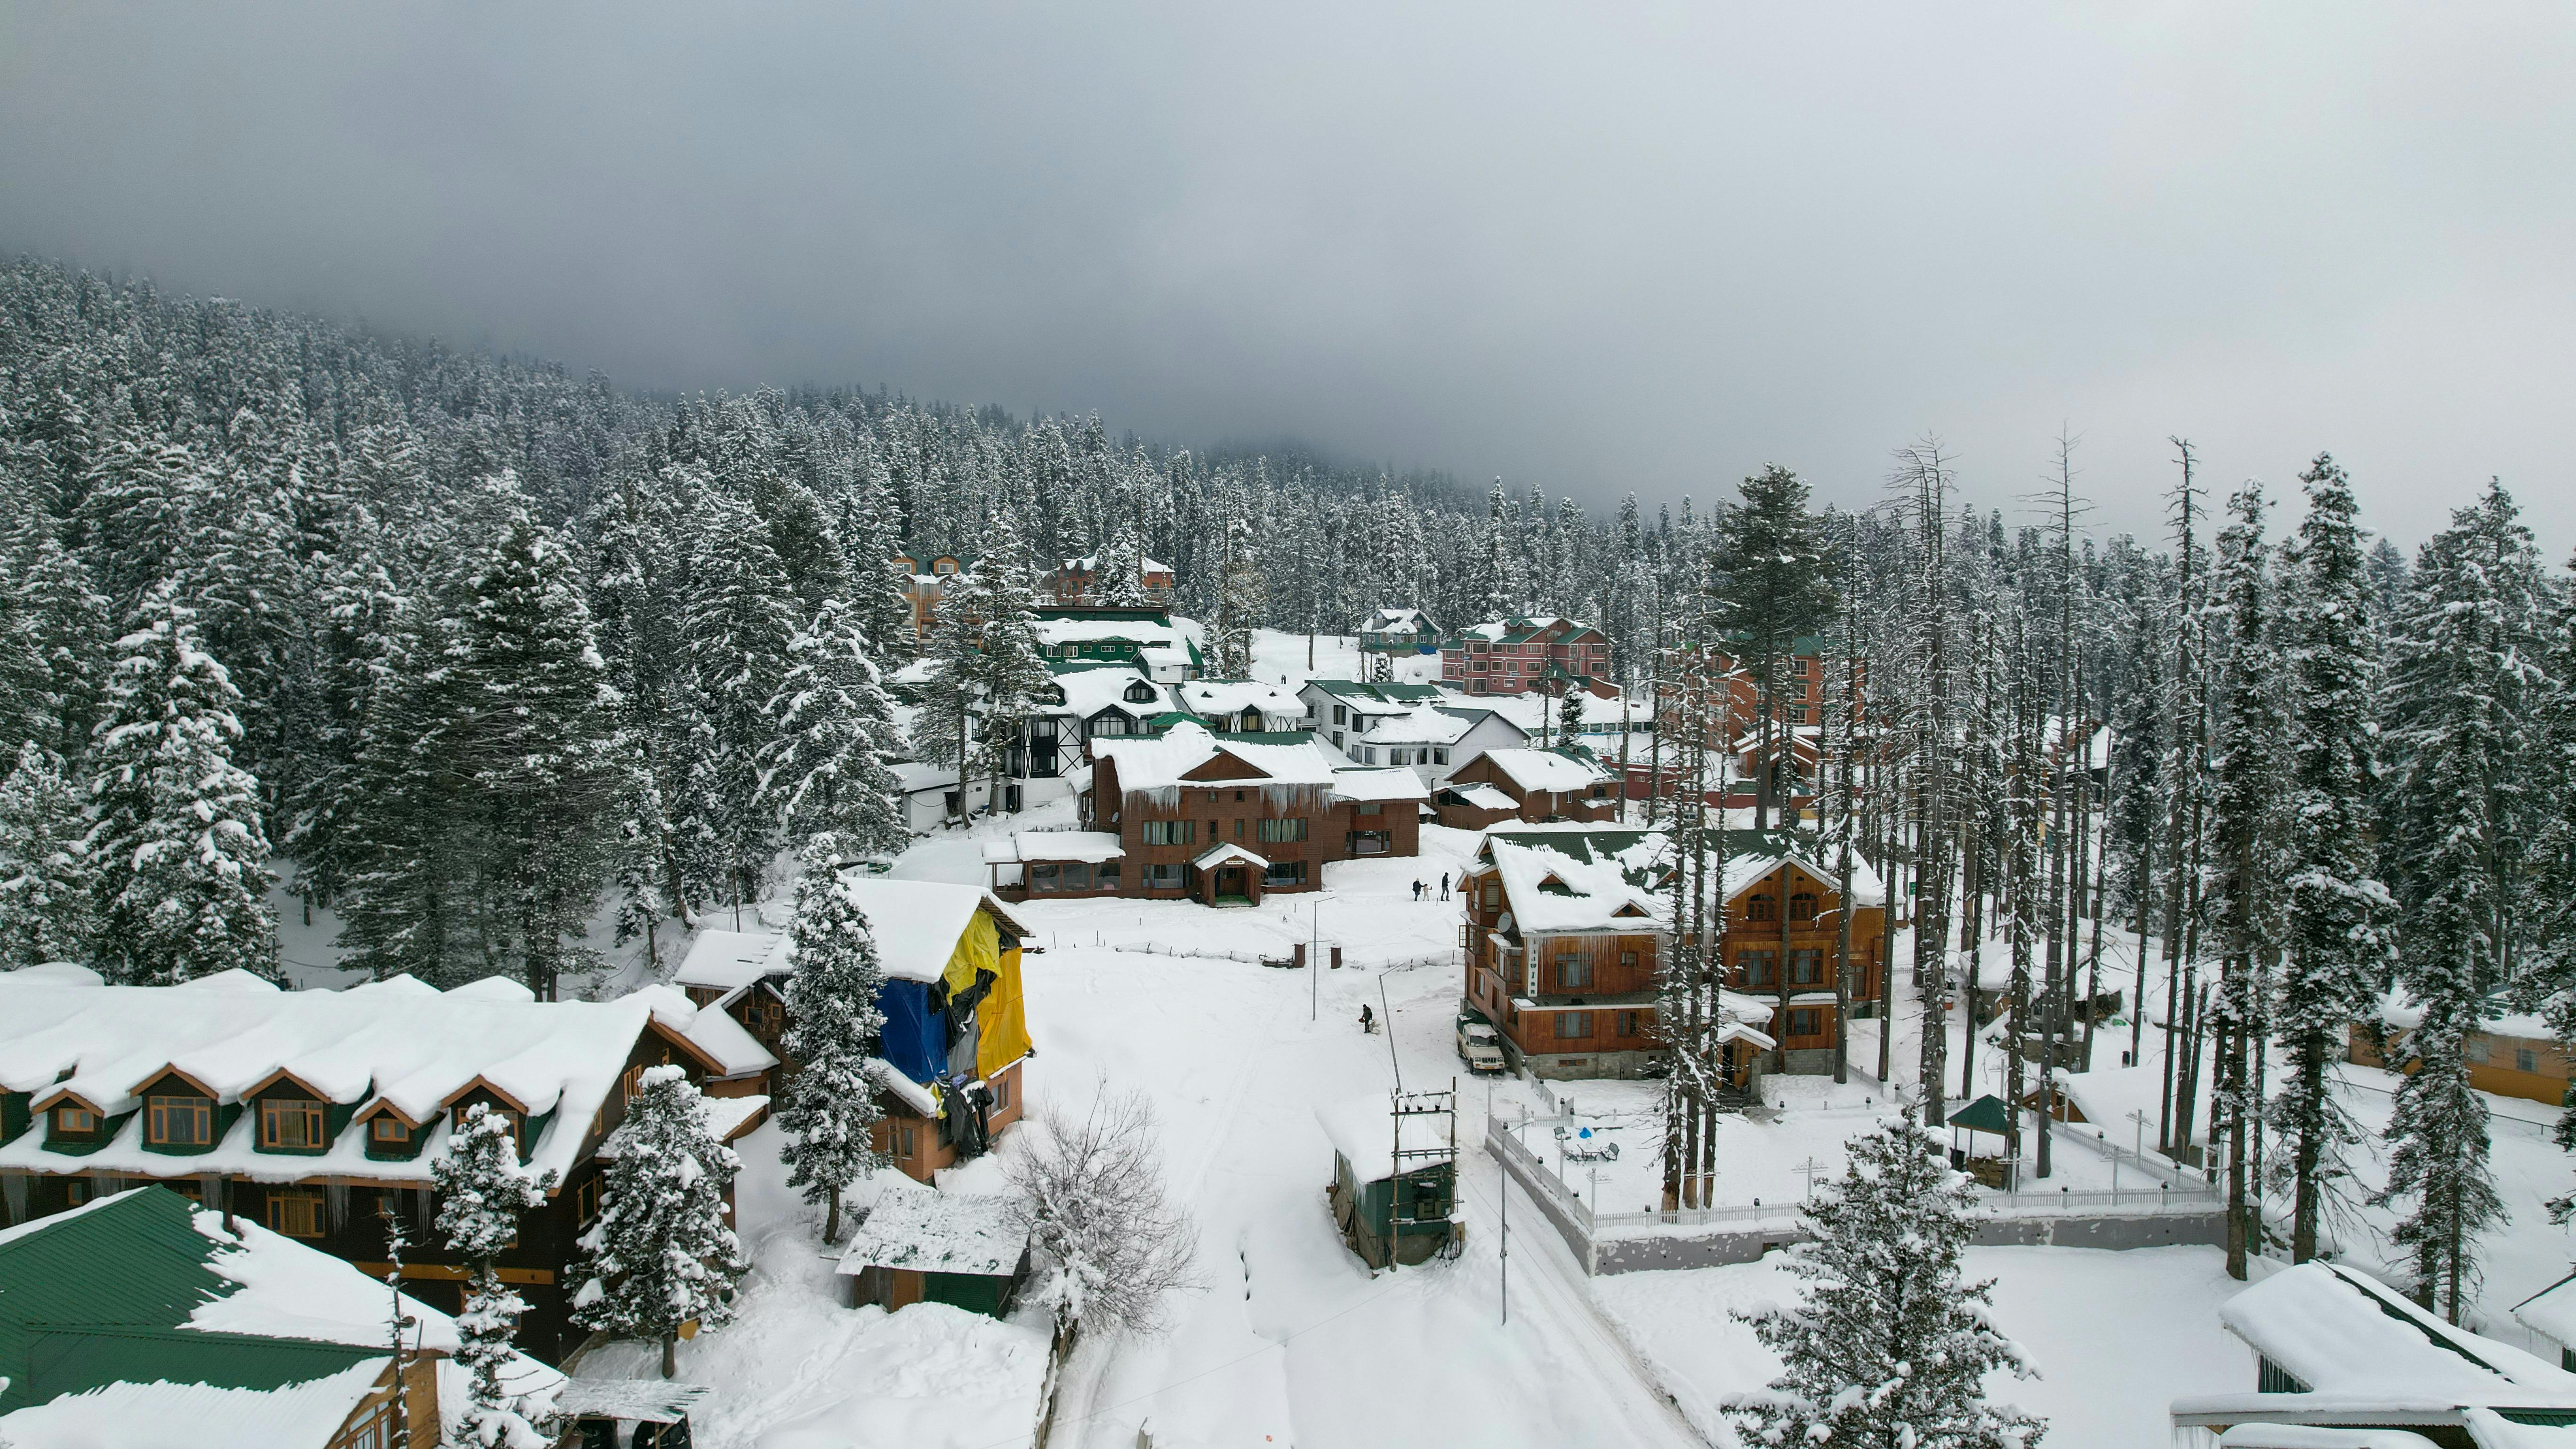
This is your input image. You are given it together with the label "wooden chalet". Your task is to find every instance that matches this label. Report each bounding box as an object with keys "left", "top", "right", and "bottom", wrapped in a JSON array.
[
  {"left": 1440, "top": 615, "right": 1613, "bottom": 698},
  {"left": 1042, "top": 551, "right": 1177, "bottom": 607},
  {"left": 0, "top": 1185, "right": 563, "bottom": 1446},
  {"left": 1081, "top": 723, "right": 1429, "bottom": 904},
  {"left": 1714, "top": 841, "right": 1889, "bottom": 1074},
  {"left": 0, "top": 965, "right": 774, "bottom": 1364},
  {"left": 1458, "top": 827, "right": 1772, "bottom": 1082},
  {"left": 1435, "top": 747, "right": 1619, "bottom": 829},
  {"left": 671, "top": 878, "right": 1035, "bottom": 1187},
  {"left": 2350, "top": 989, "right": 2576, "bottom": 1107},
  {"left": 892, "top": 548, "right": 975, "bottom": 643}
]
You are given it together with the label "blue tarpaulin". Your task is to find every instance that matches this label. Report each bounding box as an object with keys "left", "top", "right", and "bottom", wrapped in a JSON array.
[{"left": 879, "top": 979, "right": 948, "bottom": 1084}]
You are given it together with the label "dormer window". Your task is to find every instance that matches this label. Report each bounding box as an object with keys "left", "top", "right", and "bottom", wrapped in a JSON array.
[
  {"left": 55, "top": 1105, "right": 97, "bottom": 1135},
  {"left": 261, "top": 1097, "right": 327, "bottom": 1150},
  {"left": 147, "top": 1094, "right": 211, "bottom": 1147},
  {"left": 934, "top": 559, "right": 958, "bottom": 574},
  {"left": 370, "top": 1117, "right": 411, "bottom": 1147},
  {"left": 1126, "top": 681, "right": 1156, "bottom": 703}
]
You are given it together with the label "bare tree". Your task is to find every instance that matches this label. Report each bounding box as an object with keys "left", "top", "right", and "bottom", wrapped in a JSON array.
[{"left": 1006, "top": 1091, "right": 1199, "bottom": 1377}]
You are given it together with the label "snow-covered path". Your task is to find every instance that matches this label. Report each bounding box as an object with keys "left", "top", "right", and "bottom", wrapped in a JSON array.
[{"left": 1019, "top": 935, "right": 1704, "bottom": 1449}]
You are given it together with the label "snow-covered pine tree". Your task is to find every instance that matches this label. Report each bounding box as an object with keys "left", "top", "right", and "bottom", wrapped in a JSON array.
[
  {"left": 757, "top": 599, "right": 908, "bottom": 864},
  {"left": 916, "top": 559, "right": 981, "bottom": 778},
  {"left": 3, "top": 520, "right": 113, "bottom": 759},
  {"left": 1097, "top": 520, "right": 1151, "bottom": 607},
  {"left": 776, "top": 835, "right": 888, "bottom": 1241},
  {"left": 572, "top": 1064, "right": 749, "bottom": 1379},
  {"left": 2271, "top": 455, "right": 2396, "bottom": 1264},
  {"left": 2205, "top": 482, "right": 2286, "bottom": 1277},
  {"left": 0, "top": 742, "right": 98, "bottom": 969},
  {"left": 340, "top": 480, "right": 624, "bottom": 996},
  {"left": 1710, "top": 464, "right": 1838, "bottom": 830},
  {"left": 83, "top": 584, "right": 279, "bottom": 985},
  {"left": 2375, "top": 479, "right": 2545, "bottom": 1320},
  {"left": 1211, "top": 506, "right": 1265, "bottom": 680},
  {"left": 1725, "top": 1117, "right": 2044, "bottom": 1449},
  {"left": 432, "top": 1101, "right": 560, "bottom": 1449},
  {"left": 680, "top": 490, "right": 803, "bottom": 910},
  {"left": 973, "top": 512, "right": 1053, "bottom": 814}
]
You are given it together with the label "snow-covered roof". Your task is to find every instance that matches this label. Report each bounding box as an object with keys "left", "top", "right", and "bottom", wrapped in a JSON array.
[
  {"left": 889, "top": 761, "right": 959, "bottom": 794},
  {"left": 869, "top": 1058, "right": 939, "bottom": 1117},
  {"left": 1480, "top": 748, "right": 1613, "bottom": 794},
  {"left": 0, "top": 969, "right": 775, "bottom": 1187},
  {"left": 2375, "top": 988, "right": 2557, "bottom": 1043},
  {"left": 1178, "top": 679, "right": 1306, "bottom": 719},
  {"left": 1354, "top": 703, "right": 1476, "bottom": 746},
  {"left": 593, "top": 1093, "right": 770, "bottom": 1159},
  {"left": 1314, "top": 1095, "right": 1455, "bottom": 1171},
  {"left": 1361, "top": 607, "right": 1432, "bottom": 634},
  {"left": 0, "top": 1188, "right": 562, "bottom": 1446},
  {"left": 1033, "top": 615, "right": 1191, "bottom": 647},
  {"left": 1442, "top": 783, "right": 1518, "bottom": 813},
  {"left": 674, "top": 928, "right": 788, "bottom": 991},
  {"left": 556, "top": 1380, "right": 714, "bottom": 1425},
  {"left": 1481, "top": 829, "right": 1670, "bottom": 935},
  {"left": 2198, "top": 1262, "right": 2576, "bottom": 1413},
  {"left": 1047, "top": 665, "right": 1170, "bottom": 718},
  {"left": 982, "top": 831, "right": 1126, "bottom": 864},
  {"left": 1091, "top": 722, "right": 1343, "bottom": 794},
  {"left": 1330, "top": 768, "right": 1432, "bottom": 804},
  {"left": 1192, "top": 842, "right": 1270, "bottom": 872},
  {"left": 2516, "top": 1272, "right": 2576, "bottom": 1351},
  {"left": 834, "top": 877, "right": 1028, "bottom": 983},
  {"left": 1058, "top": 552, "right": 1173, "bottom": 575},
  {"left": 837, "top": 1178, "right": 1030, "bottom": 1278}
]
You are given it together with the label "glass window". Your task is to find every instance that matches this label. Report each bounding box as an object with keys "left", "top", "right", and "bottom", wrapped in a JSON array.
[
  {"left": 1788, "top": 1009, "right": 1821, "bottom": 1038},
  {"left": 1740, "top": 950, "right": 1778, "bottom": 987},
  {"left": 1555, "top": 955, "right": 1591, "bottom": 989},
  {"left": 2519, "top": 1047, "right": 2540, "bottom": 1074},
  {"left": 1031, "top": 862, "right": 1061, "bottom": 892},
  {"left": 261, "top": 1098, "right": 326, "bottom": 1150},
  {"left": 1263, "top": 861, "right": 1307, "bottom": 888},
  {"left": 1144, "top": 862, "right": 1183, "bottom": 888},
  {"left": 2467, "top": 1036, "right": 2492, "bottom": 1063},
  {"left": 1616, "top": 1011, "right": 1640, "bottom": 1038},
  {"left": 148, "top": 1094, "right": 211, "bottom": 1147},
  {"left": 1790, "top": 949, "right": 1824, "bottom": 985},
  {"left": 371, "top": 1116, "right": 410, "bottom": 1145},
  {"left": 1791, "top": 892, "right": 1818, "bottom": 921},
  {"left": 1620, "top": 950, "right": 1640, "bottom": 970},
  {"left": 1555, "top": 1012, "right": 1593, "bottom": 1039},
  {"left": 55, "top": 1105, "right": 97, "bottom": 1134},
  {"left": 1747, "top": 894, "right": 1778, "bottom": 923},
  {"left": 1097, "top": 861, "right": 1120, "bottom": 889},
  {"left": 1257, "top": 817, "right": 1308, "bottom": 843},
  {"left": 266, "top": 1190, "right": 324, "bottom": 1238},
  {"left": 1433, "top": 748, "right": 1450, "bottom": 765}
]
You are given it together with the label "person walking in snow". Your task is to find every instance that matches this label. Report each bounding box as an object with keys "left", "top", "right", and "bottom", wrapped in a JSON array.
[
  {"left": 1412, "top": 878, "right": 1424, "bottom": 902},
  {"left": 1440, "top": 873, "right": 1450, "bottom": 902},
  {"left": 1359, "top": 1003, "right": 1376, "bottom": 1034}
]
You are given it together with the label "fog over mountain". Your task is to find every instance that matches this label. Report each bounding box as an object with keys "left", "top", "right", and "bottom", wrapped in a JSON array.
[{"left": 1, "top": 2, "right": 2568, "bottom": 547}]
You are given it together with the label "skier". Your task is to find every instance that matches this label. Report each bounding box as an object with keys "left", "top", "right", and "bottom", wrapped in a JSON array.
[{"left": 1359, "top": 1003, "right": 1376, "bottom": 1034}]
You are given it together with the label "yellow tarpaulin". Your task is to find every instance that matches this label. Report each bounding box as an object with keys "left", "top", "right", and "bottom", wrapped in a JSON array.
[{"left": 945, "top": 909, "right": 1033, "bottom": 1081}]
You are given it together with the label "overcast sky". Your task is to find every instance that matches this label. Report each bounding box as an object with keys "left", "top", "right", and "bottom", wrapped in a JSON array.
[{"left": 3, "top": 3, "right": 2568, "bottom": 553}]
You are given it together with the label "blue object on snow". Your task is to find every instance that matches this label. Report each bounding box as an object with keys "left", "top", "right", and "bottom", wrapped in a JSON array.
[{"left": 878, "top": 979, "right": 947, "bottom": 1084}]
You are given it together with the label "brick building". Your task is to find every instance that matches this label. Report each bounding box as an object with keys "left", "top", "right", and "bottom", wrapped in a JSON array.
[{"left": 1441, "top": 616, "right": 1612, "bottom": 697}]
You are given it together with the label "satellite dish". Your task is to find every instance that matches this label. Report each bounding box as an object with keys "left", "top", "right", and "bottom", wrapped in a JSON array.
[{"left": 1496, "top": 910, "right": 1515, "bottom": 932}]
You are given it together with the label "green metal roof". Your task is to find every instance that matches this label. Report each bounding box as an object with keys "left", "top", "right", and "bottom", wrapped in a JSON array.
[
  {"left": 1947, "top": 1094, "right": 2015, "bottom": 1137},
  {"left": 1307, "top": 679, "right": 1444, "bottom": 703},
  {"left": 0, "top": 1188, "right": 380, "bottom": 1415}
]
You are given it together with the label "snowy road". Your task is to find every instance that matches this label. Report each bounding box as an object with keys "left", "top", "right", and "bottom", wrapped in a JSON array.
[{"left": 1018, "top": 936, "right": 1705, "bottom": 1449}]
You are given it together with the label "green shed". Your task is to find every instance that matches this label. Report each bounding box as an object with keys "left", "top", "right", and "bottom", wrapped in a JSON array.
[
  {"left": 836, "top": 1179, "right": 1030, "bottom": 1317},
  {"left": 1318, "top": 1089, "right": 1462, "bottom": 1271}
]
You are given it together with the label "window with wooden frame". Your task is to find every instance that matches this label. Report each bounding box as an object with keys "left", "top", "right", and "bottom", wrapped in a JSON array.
[
  {"left": 1619, "top": 949, "right": 1640, "bottom": 970},
  {"left": 147, "top": 1094, "right": 211, "bottom": 1147},
  {"left": 748, "top": 998, "right": 785, "bottom": 1036},
  {"left": 896, "top": 1121, "right": 918, "bottom": 1158},
  {"left": 370, "top": 1116, "right": 411, "bottom": 1146},
  {"left": 1790, "top": 891, "right": 1819, "bottom": 922},
  {"left": 54, "top": 1104, "right": 98, "bottom": 1135},
  {"left": 1555, "top": 1012, "right": 1593, "bottom": 1039},
  {"left": 1739, "top": 950, "right": 1778, "bottom": 987},
  {"left": 335, "top": 1398, "right": 393, "bottom": 1449},
  {"left": 1616, "top": 1011, "right": 1641, "bottom": 1038},
  {"left": 1790, "top": 949, "right": 1825, "bottom": 986},
  {"left": 990, "top": 1072, "right": 1010, "bottom": 1111},
  {"left": 266, "top": 1189, "right": 325, "bottom": 1238},
  {"left": 1554, "top": 954, "right": 1590, "bottom": 989},
  {"left": 1787, "top": 1009, "right": 1822, "bottom": 1038},
  {"left": 261, "top": 1097, "right": 327, "bottom": 1150},
  {"left": 1257, "top": 817, "right": 1308, "bottom": 843},
  {"left": 1746, "top": 893, "right": 1777, "bottom": 923},
  {"left": 576, "top": 1175, "right": 603, "bottom": 1227}
]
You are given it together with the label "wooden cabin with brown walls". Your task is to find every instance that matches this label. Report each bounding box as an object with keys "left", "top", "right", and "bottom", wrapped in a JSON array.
[
  {"left": 2350, "top": 991, "right": 2576, "bottom": 1107},
  {"left": 1716, "top": 851, "right": 1889, "bottom": 1075},
  {"left": 1441, "top": 747, "right": 1619, "bottom": 826},
  {"left": 1457, "top": 827, "right": 1777, "bottom": 1083},
  {"left": 1082, "top": 723, "right": 1428, "bottom": 905}
]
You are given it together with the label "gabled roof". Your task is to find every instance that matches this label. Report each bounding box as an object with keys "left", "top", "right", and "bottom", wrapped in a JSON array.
[
  {"left": 1304, "top": 678, "right": 1446, "bottom": 706},
  {"left": 1477, "top": 828, "right": 1669, "bottom": 934},
  {"left": 0, "top": 970, "right": 775, "bottom": 1187},
  {"left": 1480, "top": 748, "right": 1614, "bottom": 794},
  {"left": 2187, "top": 1261, "right": 2576, "bottom": 1417},
  {"left": 1192, "top": 842, "right": 1270, "bottom": 872},
  {"left": 836, "top": 1179, "right": 1029, "bottom": 1278},
  {"left": 836, "top": 877, "right": 1030, "bottom": 980},
  {"left": 1178, "top": 679, "right": 1306, "bottom": 720},
  {"left": 1092, "top": 722, "right": 1343, "bottom": 793},
  {"left": 0, "top": 1187, "right": 560, "bottom": 1427},
  {"left": 1330, "top": 768, "right": 1433, "bottom": 805}
]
